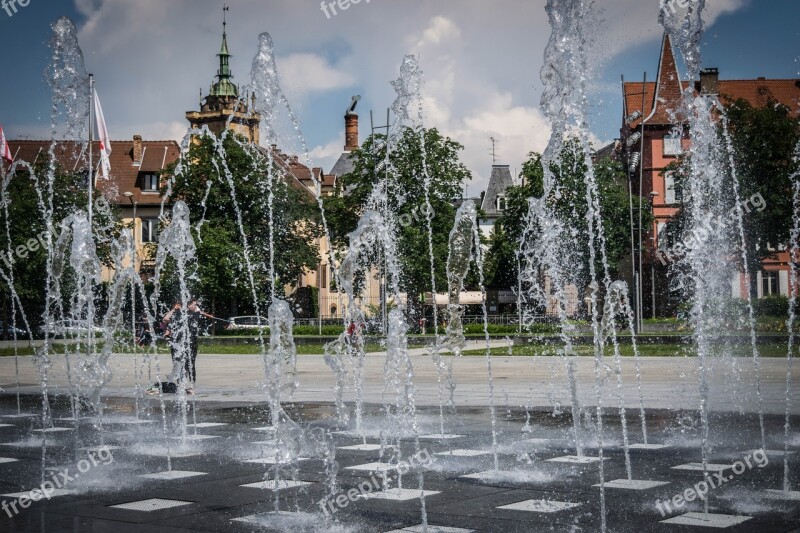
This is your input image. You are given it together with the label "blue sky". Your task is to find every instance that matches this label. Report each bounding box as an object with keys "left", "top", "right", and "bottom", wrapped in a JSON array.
[{"left": 1, "top": 0, "right": 798, "bottom": 194}]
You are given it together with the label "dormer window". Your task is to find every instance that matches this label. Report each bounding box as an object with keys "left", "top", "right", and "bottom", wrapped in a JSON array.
[
  {"left": 496, "top": 195, "right": 507, "bottom": 211},
  {"left": 140, "top": 173, "right": 159, "bottom": 192}
]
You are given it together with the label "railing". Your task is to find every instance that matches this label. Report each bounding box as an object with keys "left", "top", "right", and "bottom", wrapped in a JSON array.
[{"left": 293, "top": 315, "right": 558, "bottom": 327}]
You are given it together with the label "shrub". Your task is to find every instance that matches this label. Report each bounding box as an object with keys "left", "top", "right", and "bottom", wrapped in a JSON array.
[
  {"left": 293, "top": 325, "right": 345, "bottom": 336},
  {"left": 753, "top": 296, "right": 789, "bottom": 318},
  {"left": 461, "top": 323, "right": 558, "bottom": 335}
]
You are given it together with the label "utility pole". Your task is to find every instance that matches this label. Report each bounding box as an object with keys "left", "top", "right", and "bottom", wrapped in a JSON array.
[
  {"left": 88, "top": 74, "right": 94, "bottom": 228},
  {"left": 371, "top": 108, "right": 391, "bottom": 334}
]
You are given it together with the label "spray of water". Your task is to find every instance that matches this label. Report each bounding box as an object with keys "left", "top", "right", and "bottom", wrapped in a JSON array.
[{"left": 783, "top": 142, "right": 800, "bottom": 492}]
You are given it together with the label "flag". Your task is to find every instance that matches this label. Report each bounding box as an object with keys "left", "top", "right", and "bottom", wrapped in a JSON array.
[
  {"left": 93, "top": 90, "right": 112, "bottom": 179},
  {"left": 0, "top": 126, "right": 12, "bottom": 164}
]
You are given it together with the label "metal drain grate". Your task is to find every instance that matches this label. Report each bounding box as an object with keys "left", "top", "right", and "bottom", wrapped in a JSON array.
[
  {"left": 138, "top": 471, "right": 207, "bottom": 480},
  {"left": 109, "top": 498, "right": 193, "bottom": 511},
  {"left": 239, "top": 480, "right": 312, "bottom": 490},
  {"left": 497, "top": 499, "right": 581, "bottom": 513},
  {"left": 386, "top": 526, "right": 476, "bottom": 533}
]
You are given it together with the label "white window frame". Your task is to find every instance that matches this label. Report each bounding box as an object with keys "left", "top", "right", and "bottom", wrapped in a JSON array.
[
  {"left": 141, "top": 219, "right": 159, "bottom": 243},
  {"left": 663, "top": 172, "right": 683, "bottom": 205},
  {"left": 663, "top": 133, "right": 682, "bottom": 156},
  {"left": 657, "top": 223, "right": 667, "bottom": 251},
  {"left": 761, "top": 270, "right": 778, "bottom": 297},
  {"left": 496, "top": 195, "right": 506, "bottom": 211},
  {"left": 141, "top": 173, "right": 159, "bottom": 192}
]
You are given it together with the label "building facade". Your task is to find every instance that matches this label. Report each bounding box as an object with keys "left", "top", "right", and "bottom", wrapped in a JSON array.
[{"left": 621, "top": 33, "right": 800, "bottom": 312}]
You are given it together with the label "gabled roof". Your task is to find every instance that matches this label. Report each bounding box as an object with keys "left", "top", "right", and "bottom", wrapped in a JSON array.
[
  {"left": 623, "top": 33, "right": 683, "bottom": 127},
  {"left": 259, "top": 145, "right": 328, "bottom": 200},
  {"left": 7, "top": 139, "right": 181, "bottom": 206},
  {"left": 715, "top": 79, "right": 800, "bottom": 115},
  {"left": 329, "top": 151, "right": 356, "bottom": 179},
  {"left": 480, "top": 165, "right": 514, "bottom": 216},
  {"left": 623, "top": 33, "right": 800, "bottom": 128}
]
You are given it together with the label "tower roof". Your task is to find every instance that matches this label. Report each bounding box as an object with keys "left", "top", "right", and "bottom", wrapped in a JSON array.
[
  {"left": 622, "top": 33, "right": 683, "bottom": 127},
  {"left": 210, "top": 5, "right": 238, "bottom": 98},
  {"left": 481, "top": 164, "right": 514, "bottom": 215}
]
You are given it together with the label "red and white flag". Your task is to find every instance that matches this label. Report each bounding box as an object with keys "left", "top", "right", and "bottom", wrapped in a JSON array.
[
  {"left": 0, "top": 126, "right": 12, "bottom": 164},
  {"left": 93, "top": 90, "right": 112, "bottom": 179}
]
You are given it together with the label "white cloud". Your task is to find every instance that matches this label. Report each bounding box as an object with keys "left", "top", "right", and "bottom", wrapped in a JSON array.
[
  {"left": 49, "top": 0, "right": 753, "bottom": 197},
  {"left": 309, "top": 136, "right": 345, "bottom": 172},
  {"left": 411, "top": 15, "right": 461, "bottom": 52},
  {"left": 278, "top": 53, "right": 355, "bottom": 97}
]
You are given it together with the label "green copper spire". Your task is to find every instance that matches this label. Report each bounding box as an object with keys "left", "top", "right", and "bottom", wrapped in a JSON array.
[{"left": 211, "top": 5, "right": 238, "bottom": 97}]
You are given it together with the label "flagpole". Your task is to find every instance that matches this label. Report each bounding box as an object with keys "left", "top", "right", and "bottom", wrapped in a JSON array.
[{"left": 88, "top": 74, "right": 94, "bottom": 228}]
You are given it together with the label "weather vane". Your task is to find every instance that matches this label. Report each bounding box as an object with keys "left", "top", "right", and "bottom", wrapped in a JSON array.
[{"left": 223, "top": 4, "right": 229, "bottom": 27}]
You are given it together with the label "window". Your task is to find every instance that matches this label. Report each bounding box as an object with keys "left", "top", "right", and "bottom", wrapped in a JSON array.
[
  {"left": 657, "top": 223, "right": 667, "bottom": 251},
  {"left": 320, "top": 264, "right": 328, "bottom": 289},
  {"left": 140, "top": 173, "right": 159, "bottom": 192},
  {"left": 664, "top": 172, "right": 683, "bottom": 204},
  {"left": 496, "top": 195, "right": 506, "bottom": 211},
  {"left": 762, "top": 271, "right": 778, "bottom": 297},
  {"left": 141, "top": 219, "right": 159, "bottom": 243},
  {"left": 663, "top": 134, "right": 681, "bottom": 156}
]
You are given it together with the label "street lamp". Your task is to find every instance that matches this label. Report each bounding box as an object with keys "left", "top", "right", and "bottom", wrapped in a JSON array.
[
  {"left": 649, "top": 191, "right": 659, "bottom": 319},
  {"left": 625, "top": 110, "right": 642, "bottom": 124},
  {"left": 123, "top": 191, "right": 138, "bottom": 349},
  {"left": 123, "top": 191, "right": 137, "bottom": 260}
]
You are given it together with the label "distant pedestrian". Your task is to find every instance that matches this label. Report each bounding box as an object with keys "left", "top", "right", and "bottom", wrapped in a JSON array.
[{"left": 161, "top": 299, "right": 215, "bottom": 394}]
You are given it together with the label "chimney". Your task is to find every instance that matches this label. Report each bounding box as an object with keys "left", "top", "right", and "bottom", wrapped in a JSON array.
[
  {"left": 699, "top": 68, "right": 719, "bottom": 95},
  {"left": 344, "top": 113, "right": 359, "bottom": 152},
  {"left": 133, "top": 135, "right": 143, "bottom": 166}
]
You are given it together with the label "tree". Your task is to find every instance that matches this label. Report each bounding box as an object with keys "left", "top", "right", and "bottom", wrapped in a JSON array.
[
  {"left": 725, "top": 98, "right": 800, "bottom": 272},
  {"left": 0, "top": 155, "right": 116, "bottom": 336},
  {"left": 490, "top": 140, "right": 648, "bottom": 291},
  {"left": 664, "top": 98, "right": 800, "bottom": 293},
  {"left": 324, "top": 127, "right": 471, "bottom": 318},
  {"left": 164, "top": 134, "right": 323, "bottom": 315}
]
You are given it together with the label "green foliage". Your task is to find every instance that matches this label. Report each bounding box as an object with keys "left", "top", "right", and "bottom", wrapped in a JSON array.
[
  {"left": 293, "top": 324, "right": 345, "bottom": 336},
  {"left": 726, "top": 99, "right": 800, "bottom": 270},
  {"left": 163, "top": 134, "right": 323, "bottom": 313},
  {"left": 324, "top": 127, "right": 471, "bottom": 313},
  {"left": 462, "top": 322, "right": 558, "bottom": 335},
  {"left": 491, "top": 141, "right": 650, "bottom": 290},
  {"left": 752, "top": 295, "right": 789, "bottom": 318},
  {"left": 667, "top": 99, "right": 800, "bottom": 278},
  {"left": 483, "top": 224, "right": 518, "bottom": 290},
  {"left": 0, "top": 154, "right": 117, "bottom": 331},
  {"left": 215, "top": 324, "right": 346, "bottom": 336}
]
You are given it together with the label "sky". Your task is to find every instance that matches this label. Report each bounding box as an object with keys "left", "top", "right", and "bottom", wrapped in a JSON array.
[{"left": 1, "top": 0, "right": 798, "bottom": 195}]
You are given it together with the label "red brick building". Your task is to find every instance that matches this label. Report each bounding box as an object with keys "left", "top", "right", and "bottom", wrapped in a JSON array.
[{"left": 621, "top": 33, "right": 800, "bottom": 312}]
